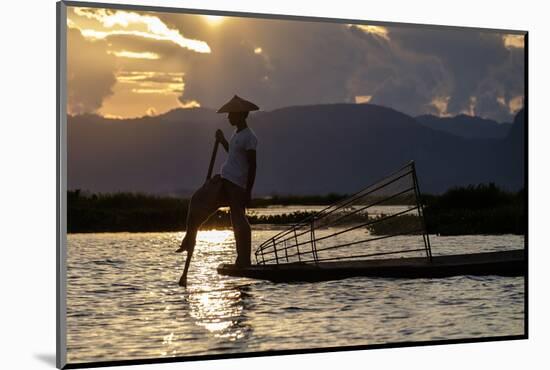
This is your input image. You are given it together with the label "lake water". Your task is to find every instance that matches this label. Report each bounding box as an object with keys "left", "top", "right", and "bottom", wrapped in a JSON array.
[{"left": 66, "top": 207, "right": 525, "bottom": 364}]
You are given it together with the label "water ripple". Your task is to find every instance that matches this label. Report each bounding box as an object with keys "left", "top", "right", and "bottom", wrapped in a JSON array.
[{"left": 67, "top": 230, "right": 524, "bottom": 364}]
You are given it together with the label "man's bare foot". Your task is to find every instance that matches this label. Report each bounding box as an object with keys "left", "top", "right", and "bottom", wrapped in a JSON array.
[{"left": 175, "top": 240, "right": 190, "bottom": 253}]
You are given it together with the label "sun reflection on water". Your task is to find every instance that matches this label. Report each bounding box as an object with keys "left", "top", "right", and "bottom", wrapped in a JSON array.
[
  {"left": 196, "top": 229, "right": 234, "bottom": 245},
  {"left": 171, "top": 229, "right": 253, "bottom": 343},
  {"left": 187, "top": 283, "right": 252, "bottom": 341}
]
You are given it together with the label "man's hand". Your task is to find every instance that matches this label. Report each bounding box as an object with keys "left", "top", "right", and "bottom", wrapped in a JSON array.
[{"left": 215, "top": 129, "right": 226, "bottom": 143}]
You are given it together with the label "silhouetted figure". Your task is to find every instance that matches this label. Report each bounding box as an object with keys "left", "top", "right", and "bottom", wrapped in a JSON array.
[{"left": 175, "top": 95, "right": 259, "bottom": 287}]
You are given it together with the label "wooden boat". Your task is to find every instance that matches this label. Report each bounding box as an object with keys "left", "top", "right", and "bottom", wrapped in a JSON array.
[
  {"left": 218, "top": 249, "right": 525, "bottom": 282},
  {"left": 219, "top": 162, "right": 526, "bottom": 283}
]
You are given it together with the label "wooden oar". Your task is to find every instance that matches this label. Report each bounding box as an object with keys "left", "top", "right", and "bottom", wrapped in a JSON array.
[
  {"left": 206, "top": 139, "right": 219, "bottom": 181},
  {"left": 180, "top": 138, "right": 220, "bottom": 287}
]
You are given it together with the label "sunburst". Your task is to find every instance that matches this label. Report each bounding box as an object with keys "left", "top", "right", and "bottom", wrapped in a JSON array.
[{"left": 203, "top": 15, "right": 225, "bottom": 26}]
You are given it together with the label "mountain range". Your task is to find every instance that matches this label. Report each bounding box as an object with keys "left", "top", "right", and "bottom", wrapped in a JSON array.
[
  {"left": 415, "top": 114, "right": 512, "bottom": 139},
  {"left": 67, "top": 104, "right": 525, "bottom": 196}
]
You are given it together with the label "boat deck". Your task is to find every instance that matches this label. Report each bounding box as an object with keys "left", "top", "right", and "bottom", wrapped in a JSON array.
[{"left": 217, "top": 249, "right": 526, "bottom": 282}]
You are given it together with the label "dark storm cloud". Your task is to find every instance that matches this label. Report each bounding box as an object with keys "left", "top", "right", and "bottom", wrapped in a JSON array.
[
  {"left": 163, "top": 16, "right": 368, "bottom": 110},
  {"left": 161, "top": 12, "right": 523, "bottom": 121},
  {"left": 67, "top": 27, "right": 117, "bottom": 114},
  {"left": 386, "top": 27, "right": 524, "bottom": 120},
  {"left": 345, "top": 25, "right": 453, "bottom": 116},
  {"left": 474, "top": 46, "right": 524, "bottom": 121}
]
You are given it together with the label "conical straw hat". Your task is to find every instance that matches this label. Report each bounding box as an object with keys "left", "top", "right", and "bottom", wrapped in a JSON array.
[{"left": 216, "top": 95, "right": 259, "bottom": 113}]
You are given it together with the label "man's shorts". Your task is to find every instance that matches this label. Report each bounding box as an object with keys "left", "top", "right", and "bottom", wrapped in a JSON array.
[{"left": 193, "top": 174, "right": 247, "bottom": 210}]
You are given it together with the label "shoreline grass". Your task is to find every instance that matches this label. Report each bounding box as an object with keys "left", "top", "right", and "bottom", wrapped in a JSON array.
[{"left": 67, "top": 184, "right": 524, "bottom": 235}]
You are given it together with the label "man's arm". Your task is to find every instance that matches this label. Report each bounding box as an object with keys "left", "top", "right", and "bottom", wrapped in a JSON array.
[
  {"left": 245, "top": 149, "right": 256, "bottom": 205},
  {"left": 216, "top": 129, "right": 229, "bottom": 152}
]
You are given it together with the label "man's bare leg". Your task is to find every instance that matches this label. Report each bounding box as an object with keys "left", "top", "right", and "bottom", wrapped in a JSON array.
[
  {"left": 176, "top": 207, "right": 219, "bottom": 286},
  {"left": 233, "top": 214, "right": 251, "bottom": 267},
  {"left": 176, "top": 178, "right": 224, "bottom": 286},
  {"left": 227, "top": 182, "right": 252, "bottom": 267},
  {"left": 176, "top": 179, "right": 223, "bottom": 253},
  {"left": 175, "top": 212, "right": 202, "bottom": 253}
]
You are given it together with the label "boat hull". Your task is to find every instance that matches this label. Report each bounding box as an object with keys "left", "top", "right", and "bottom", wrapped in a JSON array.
[{"left": 217, "top": 250, "right": 526, "bottom": 282}]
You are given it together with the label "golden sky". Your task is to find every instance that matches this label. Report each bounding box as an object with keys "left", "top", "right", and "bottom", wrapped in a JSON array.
[{"left": 66, "top": 6, "right": 525, "bottom": 121}]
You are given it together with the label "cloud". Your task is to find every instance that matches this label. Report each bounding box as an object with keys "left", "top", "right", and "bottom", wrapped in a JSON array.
[
  {"left": 68, "top": 7, "right": 199, "bottom": 118},
  {"left": 116, "top": 71, "right": 183, "bottom": 84},
  {"left": 503, "top": 34, "right": 525, "bottom": 50},
  {"left": 175, "top": 18, "right": 370, "bottom": 110},
  {"left": 173, "top": 16, "right": 513, "bottom": 120},
  {"left": 66, "top": 7, "right": 525, "bottom": 122},
  {"left": 349, "top": 24, "right": 390, "bottom": 40},
  {"left": 67, "top": 27, "right": 116, "bottom": 115},
  {"left": 461, "top": 96, "right": 477, "bottom": 116},
  {"left": 97, "top": 78, "right": 187, "bottom": 118},
  {"left": 102, "top": 113, "right": 124, "bottom": 119},
  {"left": 170, "top": 15, "right": 522, "bottom": 120},
  {"left": 429, "top": 96, "right": 451, "bottom": 117},
  {"left": 116, "top": 71, "right": 184, "bottom": 95},
  {"left": 179, "top": 99, "right": 201, "bottom": 108},
  {"left": 472, "top": 41, "right": 524, "bottom": 121},
  {"left": 71, "top": 7, "right": 211, "bottom": 53},
  {"left": 355, "top": 95, "right": 372, "bottom": 104},
  {"left": 385, "top": 28, "right": 524, "bottom": 120},
  {"left": 345, "top": 25, "right": 453, "bottom": 117},
  {"left": 508, "top": 95, "right": 524, "bottom": 114},
  {"left": 97, "top": 70, "right": 187, "bottom": 116},
  {"left": 107, "top": 50, "right": 160, "bottom": 59}
]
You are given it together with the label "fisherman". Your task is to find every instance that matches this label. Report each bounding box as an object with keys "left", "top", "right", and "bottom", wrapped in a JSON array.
[{"left": 175, "top": 95, "right": 259, "bottom": 287}]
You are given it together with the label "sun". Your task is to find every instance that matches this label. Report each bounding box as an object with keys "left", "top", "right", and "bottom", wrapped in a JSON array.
[{"left": 203, "top": 15, "right": 225, "bottom": 26}]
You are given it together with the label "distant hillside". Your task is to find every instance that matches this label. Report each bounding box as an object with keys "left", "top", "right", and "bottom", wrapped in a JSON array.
[
  {"left": 415, "top": 114, "right": 512, "bottom": 139},
  {"left": 497, "top": 108, "right": 525, "bottom": 188},
  {"left": 67, "top": 104, "right": 525, "bottom": 195}
]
